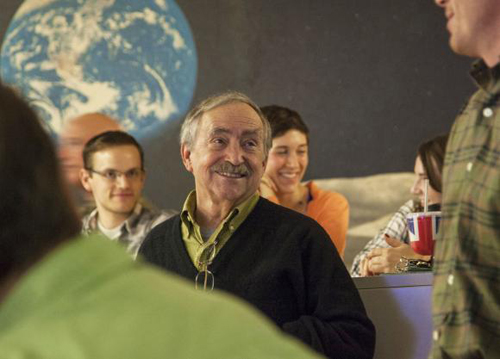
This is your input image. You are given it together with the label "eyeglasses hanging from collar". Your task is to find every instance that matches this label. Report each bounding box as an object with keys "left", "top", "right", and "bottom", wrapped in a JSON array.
[{"left": 195, "top": 241, "right": 217, "bottom": 291}]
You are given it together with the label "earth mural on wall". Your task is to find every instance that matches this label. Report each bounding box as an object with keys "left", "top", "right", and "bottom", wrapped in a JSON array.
[{"left": 0, "top": 0, "right": 197, "bottom": 139}]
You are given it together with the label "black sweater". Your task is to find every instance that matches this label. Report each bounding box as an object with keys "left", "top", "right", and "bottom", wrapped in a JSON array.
[{"left": 140, "top": 198, "right": 375, "bottom": 359}]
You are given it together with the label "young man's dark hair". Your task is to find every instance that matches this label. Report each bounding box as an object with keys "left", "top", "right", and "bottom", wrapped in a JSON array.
[
  {"left": 82, "top": 130, "right": 145, "bottom": 171},
  {"left": 260, "top": 105, "right": 309, "bottom": 142},
  {"left": 0, "top": 82, "right": 80, "bottom": 280}
]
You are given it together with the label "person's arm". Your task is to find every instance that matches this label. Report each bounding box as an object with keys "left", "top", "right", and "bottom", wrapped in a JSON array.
[
  {"left": 282, "top": 223, "right": 376, "bottom": 359},
  {"left": 364, "top": 235, "right": 430, "bottom": 275},
  {"left": 308, "top": 191, "right": 349, "bottom": 257},
  {"left": 350, "top": 200, "right": 413, "bottom": 276}
]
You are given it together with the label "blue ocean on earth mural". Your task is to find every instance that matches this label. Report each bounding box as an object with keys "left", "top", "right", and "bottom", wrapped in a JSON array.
[{"left": 0, "top": 0, "right": 198, "bottom": 139}]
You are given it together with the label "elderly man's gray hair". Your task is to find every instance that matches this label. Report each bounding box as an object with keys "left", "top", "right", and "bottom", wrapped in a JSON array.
[{"left": 179, "top": 91, "right": 272, "bottom": 155}]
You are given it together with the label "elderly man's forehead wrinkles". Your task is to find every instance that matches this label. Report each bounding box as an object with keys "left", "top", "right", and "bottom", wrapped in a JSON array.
[
  {"left": 242, "top": 129, "right": 263, "bottom": 139},
  {"left": 212, "top": 111, "right": 260, "bottom": 122},
  {"left": 210, "top": 127, "right": 231, "bottom": 137},
  {"left": 209, "top": 127, "right": 262, "bottom": 138}
]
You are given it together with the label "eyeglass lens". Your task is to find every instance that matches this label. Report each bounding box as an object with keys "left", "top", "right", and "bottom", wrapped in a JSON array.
[
  {"left": 91, "top": 168, "right": 142, "bottom": 180},
  {"left": 195, "top": 242, "right": 217, "bottom": 291},
  {"left": 195, "top": 269, "right": 215, "bottom": 291}
]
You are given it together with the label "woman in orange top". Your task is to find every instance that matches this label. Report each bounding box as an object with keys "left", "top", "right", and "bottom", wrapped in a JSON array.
[{"left": 259, "top": 105, "right": 349, "bottom": 257}]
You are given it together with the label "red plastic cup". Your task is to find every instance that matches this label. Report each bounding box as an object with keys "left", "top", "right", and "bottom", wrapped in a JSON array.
[{"left": 406, "top": 211, "right": 441, "bottom": 255}]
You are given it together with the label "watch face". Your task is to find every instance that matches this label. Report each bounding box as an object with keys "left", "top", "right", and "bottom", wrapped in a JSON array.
[{"left": 427, "top": 203, "right": 441, "bottom": 212}]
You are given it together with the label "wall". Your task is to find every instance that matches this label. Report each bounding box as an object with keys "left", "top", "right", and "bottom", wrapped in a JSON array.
[{"left": 0, "top": 0, "right": 474, "bottom": 210}]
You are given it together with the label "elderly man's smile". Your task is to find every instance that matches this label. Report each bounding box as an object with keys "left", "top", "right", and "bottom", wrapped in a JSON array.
[
  {"left": 212, "top": 160, "right": 250, "bottom": 180},
  {"left": 215, "top": 170, "right": 247, "bottom": 179}
]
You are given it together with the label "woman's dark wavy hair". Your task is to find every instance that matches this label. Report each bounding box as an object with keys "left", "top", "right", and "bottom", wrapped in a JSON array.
[
  {"left": 417, "top": 134, "right": 449, "bottom": 193},
  {"left": 0, "top": 82, "right": 81, "bottom": 280},
  {"left": 260, "top": 105, "right": 309, "bottom": 142}
]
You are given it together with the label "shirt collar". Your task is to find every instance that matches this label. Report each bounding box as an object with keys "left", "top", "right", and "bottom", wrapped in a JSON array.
[
  {"left": 470, "top": 59, "right": 500, "bottom": 95},
  {"left": 180, "top": 190, "right": 198, "bottom": 235},
  {"left": 121, "top": 202, "right": 144, "bottom": 235},
  {"left": 180, "top": 190, "right": 259, "bottom": 237},
  {"left": 85, "top": 202, "right": 143, "bottom": 235}
]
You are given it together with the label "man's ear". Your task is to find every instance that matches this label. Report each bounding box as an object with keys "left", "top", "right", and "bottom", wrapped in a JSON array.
[
  {"left": 79, "top": 168, "right": 93, "bottom": 193},
  {"left": 180, "top": 143, "right": 193, "bottom": 173}
]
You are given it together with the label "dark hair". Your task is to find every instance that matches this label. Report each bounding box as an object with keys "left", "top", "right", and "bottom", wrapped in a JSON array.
[
  {"left": 82, "top": 131, "right": 145, "bottom": 170},
  {"left": 0, "top": 82, "right": 81, "bottom": 280},
  {"left": 417, "top": 134, "right": 448, "bottom": 193},
  {"left": 260, "top": 105, "right": 309, "bottom": 141}
]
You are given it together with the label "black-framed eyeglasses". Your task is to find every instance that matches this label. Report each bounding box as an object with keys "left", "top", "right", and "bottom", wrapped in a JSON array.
[
  {"left": 195, "top": 241, "right": 217, "bottom": 291},
  {"left": 86, "top": 168, "right": 144, "bottom": 181}
]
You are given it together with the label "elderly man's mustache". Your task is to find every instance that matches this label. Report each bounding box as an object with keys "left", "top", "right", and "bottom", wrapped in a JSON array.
[{"left": 212, "top": 161, "right": 250, "bottom": 177}]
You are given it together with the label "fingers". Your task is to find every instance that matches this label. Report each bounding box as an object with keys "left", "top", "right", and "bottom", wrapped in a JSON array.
[
  {"left": 367, "top": 256, "right": 395, "bottom": 274},
  {"left": 366, "top": 248, "right": 383, "bottom": 259},
  {"left": 384, "top": 234, "right": 402, "bottom": 248},
  {"left": 360, "top": 258, "right": 373, "bottom": 277}
]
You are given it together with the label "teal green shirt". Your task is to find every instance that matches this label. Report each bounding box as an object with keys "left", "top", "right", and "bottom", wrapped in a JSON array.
[{"left": 0, "top": 235, "right": 320, "bottom": 359}]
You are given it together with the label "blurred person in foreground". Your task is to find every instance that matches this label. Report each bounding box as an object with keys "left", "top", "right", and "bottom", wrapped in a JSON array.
[
  {"left": 0, "top": 82, "right": 323, "bottom": 359},
  {"left": 431, "top": 0, "right": 500, "bottom": 357},
  {"left": 259, "top": 105, "right": 349, "bottom": 258},
  {"left": 351, "top": 134, "right": 448, "bottom": 277},
  {"left": 58, "top": 112, "right": 121, "bottom": 213},
  {"left": 80, "top": 131, "right": 176, "bottom": 257},
  {"left": 139, "top": 91, "right": 375, "bottom": 359}
]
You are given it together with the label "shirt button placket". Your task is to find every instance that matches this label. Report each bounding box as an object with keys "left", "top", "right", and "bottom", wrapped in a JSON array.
[
  {"left": 433, "top": 329, "right": 440, "bottom": 341},
  {"left": 483, "top": 107, "right": 493, "bottom": 118}
]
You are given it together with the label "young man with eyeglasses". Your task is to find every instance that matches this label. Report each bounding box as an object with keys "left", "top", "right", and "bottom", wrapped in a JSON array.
[
  {"left": 58, "top": 113, "right": 122, "bottom": 215},
  {"left": 80, "top": 131, "right": 176, "bottom": 257}
]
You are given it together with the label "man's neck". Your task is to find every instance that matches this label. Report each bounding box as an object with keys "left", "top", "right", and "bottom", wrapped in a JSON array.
[
  {"left": 97, "top": 209, "right": 131, "bottom": 229},
  {"left": 478, "top": 27, "right": 500, "bottom": 68},
  {"left": 194, "top": 195, "right": 246, "bottom": 230},
  {"left": 482, "top": 53, "right": 500, "bottom": 69}
]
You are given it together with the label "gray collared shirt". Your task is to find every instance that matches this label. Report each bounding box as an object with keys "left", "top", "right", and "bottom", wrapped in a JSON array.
[{"left": 82, "top": 202, "right": 177, "bottom": 258}]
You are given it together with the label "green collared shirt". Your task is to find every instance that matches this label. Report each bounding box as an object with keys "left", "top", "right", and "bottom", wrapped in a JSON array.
[
  {"left": 0, "top": 235, "right": 320, "bottom": 359},
  {"left": 430, "top": 60, "right": 500, "bottom": 358},
  {"left": 180, "top": 191, "right": 260, "bottom": 271}
]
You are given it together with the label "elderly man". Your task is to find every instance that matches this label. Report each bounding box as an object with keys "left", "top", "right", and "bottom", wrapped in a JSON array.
[
  {"left": 58, "top": 113, "right": 122, "bottom": 213},
  {"left": 430, "top": 0, "right": 500, "bottom": 358},
  {"left": 80, "top": 131, "right": 176, "bottom": 257},
  {"left": 139, "top": 91, "right": 375, "bottom": 359},
  {"left": 0, "top": 82, "right": 321, "bottom": 359}
]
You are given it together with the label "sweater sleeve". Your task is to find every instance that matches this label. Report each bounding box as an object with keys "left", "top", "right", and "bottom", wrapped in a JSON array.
[{"left": 281, "top": 222, "right": 376, "bottom": 359}]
